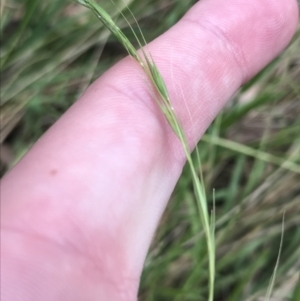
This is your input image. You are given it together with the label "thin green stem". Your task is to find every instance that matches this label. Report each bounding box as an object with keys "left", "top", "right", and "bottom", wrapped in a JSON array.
[{"left": 75, "top": 1, "right": 215, "bottom": 300}]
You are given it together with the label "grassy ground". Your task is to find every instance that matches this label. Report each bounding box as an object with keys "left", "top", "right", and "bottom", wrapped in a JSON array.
[{"left": 1, "top": 1, "right": 300, "bottom": 300}]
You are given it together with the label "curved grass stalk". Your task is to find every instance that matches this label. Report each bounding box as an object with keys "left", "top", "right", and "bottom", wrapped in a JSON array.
[{"left": 75, "top": 1, "right": 215, "bottom": 300}]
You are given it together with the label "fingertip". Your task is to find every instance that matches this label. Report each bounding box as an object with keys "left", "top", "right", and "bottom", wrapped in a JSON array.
[{"left": 182, "top": 0, "right": 299, "bottom": 82}]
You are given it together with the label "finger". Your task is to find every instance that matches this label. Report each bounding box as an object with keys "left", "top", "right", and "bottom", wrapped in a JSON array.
[{"left": 1, "top": 0, "right": 298, "bottom": 300}]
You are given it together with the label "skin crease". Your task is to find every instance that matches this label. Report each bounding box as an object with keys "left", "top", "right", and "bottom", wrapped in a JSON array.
[{"left": 0, "top": 0, "right": 298, "bottom": 300}]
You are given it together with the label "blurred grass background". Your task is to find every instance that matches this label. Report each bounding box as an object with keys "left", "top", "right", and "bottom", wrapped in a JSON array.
[{"left": 1, "top": 0, "right": 300, "bottom": 300}]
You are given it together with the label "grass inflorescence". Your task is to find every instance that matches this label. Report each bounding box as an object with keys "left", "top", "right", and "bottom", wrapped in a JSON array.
[{"left": 75, "top": 0, "right": 215, "bottom": 300}]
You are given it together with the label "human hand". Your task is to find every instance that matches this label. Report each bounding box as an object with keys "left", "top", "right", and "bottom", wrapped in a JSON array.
[{"left": 1, "top": 0, "right": 298, "bottom": 300}]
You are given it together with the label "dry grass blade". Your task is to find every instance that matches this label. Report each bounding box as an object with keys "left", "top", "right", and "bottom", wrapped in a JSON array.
[{"left": 264, "top": 213, "right": 285, "bottom": 301}]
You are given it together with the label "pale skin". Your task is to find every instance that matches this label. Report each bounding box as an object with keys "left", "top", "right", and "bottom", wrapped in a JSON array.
[{"left": 1, "top": 0, "right": 298, "bottom": 300}]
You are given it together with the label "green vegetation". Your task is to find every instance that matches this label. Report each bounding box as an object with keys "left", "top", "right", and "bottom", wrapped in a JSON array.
[
  {"left": 75, "top": 1, "right": 215, "bottom": 300},
  {"left": 1, "top": 1, "right": 299, "bottom": 300}
]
